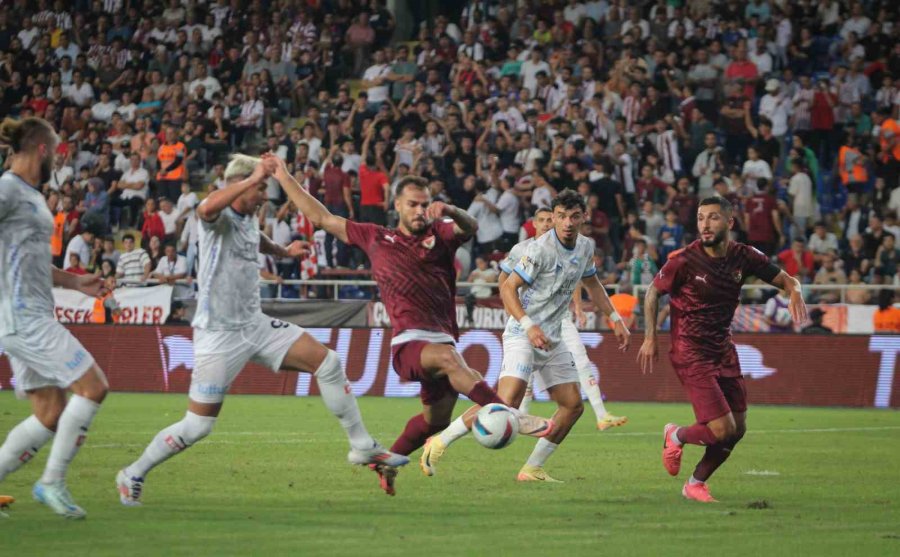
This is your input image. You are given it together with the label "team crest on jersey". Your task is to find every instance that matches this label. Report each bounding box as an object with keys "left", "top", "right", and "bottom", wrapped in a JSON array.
[
  {"left": 421, "top": 235, "right": 436, "bottom": 250},
  {"left": 733, "top": 270, "right": 743, "bottom": 283}
]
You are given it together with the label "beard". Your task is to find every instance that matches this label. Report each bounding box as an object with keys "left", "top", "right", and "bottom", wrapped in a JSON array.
[
  {"left": 701, "top": 229, "right": 727, "bottom": 247},
  {"left": 403, "top": 216, "right": 427, "bottom": 234},
  {"left": 39, "top": 154, "right": 54, "bottom": 185}
]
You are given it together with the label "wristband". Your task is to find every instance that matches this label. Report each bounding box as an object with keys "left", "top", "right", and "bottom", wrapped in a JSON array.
[
  {"left": 609, "top": 311, "right": 623, "bottom": 324},
  {"left": 519, "top": 316, "right": 535, "bottom": 331}
]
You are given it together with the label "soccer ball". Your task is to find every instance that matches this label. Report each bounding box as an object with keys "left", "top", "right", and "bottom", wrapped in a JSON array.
[{"left": 472, "top": 404, "right": 519, "bottom": 449}]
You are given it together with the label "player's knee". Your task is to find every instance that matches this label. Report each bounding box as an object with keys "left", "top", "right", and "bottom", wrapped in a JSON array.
[
  {"left": 708, "top": 418, "right": 736, "bottom": 442},
  {"left": 560, "top": 399, "right": 584, "bottom": 422},
  {"left": 313, "top": 349, "right": 345, "bottom": 385},
  {"left": 733, "top": 422, "right": 747, "bottom": 442},
  {"left": 35, "top": 405, "right": 64, "bottom": 432},
  {"left": 434, "top": 347, "right": 466, "bottom": 377},
  {"left": 182, "top": 411, "right": 217, "bottom": 445}
]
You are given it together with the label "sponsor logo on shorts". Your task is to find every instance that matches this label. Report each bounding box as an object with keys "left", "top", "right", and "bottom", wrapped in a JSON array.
[{"left": 64, "top": 349, "right": 87, "bottom": 371}]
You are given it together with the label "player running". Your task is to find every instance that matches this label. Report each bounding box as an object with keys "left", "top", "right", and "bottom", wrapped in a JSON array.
[
  {"left": 504, "top": 208, "right": 627, "bottom": 430},
  {"left": 264, "top": 153, "right": 553, "bottom": 496},
  {"left": 422, "top": 190, "right": 631, "bottom": 482},
  {"left": 0, "top": 117, "right": 110, "bottom": 519},
  {"left": 116, "top": 155, "right": 408, "bottom": 506},
  {"left": 638, "top": 195, "right": 807, "bottom": 502}
]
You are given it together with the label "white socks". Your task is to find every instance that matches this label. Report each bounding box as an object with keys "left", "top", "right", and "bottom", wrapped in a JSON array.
[
  {"left": 525, "top": 438, "right": 558, "bottom": 468},
  {"left": 40, "top": 395, "right": 100, "bottom": 484},
  {"left": 314, "top": 350, "right": 374, "bottom": 451},
  {"left": 127, "top": 411, "right": 216, "bottom": 478},
  {"left": 438, "top": 416, "right": 470, "bottom": 446},
  {"left": 0, "top": 415, "right": 54, "bottom": 482},
  {"left": 577, "top": 367, "right": 608, "bottom": 419}
]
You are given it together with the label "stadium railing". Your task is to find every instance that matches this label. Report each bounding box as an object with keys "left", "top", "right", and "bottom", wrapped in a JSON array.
[{"left": 120, "top": 279, "right": 900, "bottom": 304}]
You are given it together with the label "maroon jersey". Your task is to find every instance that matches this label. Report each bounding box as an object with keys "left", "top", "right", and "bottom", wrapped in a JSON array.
[
  {"left": 653, "top": 240, "right": 777, "bottom": 377},
  {"left": 346, "top": 219, "right": 466, "bottom": 341},
  {"left": 746, "top": 193, "right": 777, "bottom": 242}
]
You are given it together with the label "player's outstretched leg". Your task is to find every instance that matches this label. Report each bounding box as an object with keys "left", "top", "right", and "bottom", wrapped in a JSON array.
[
  {"left": 418, "top": 345, "right": 554, "bottom": 477},
  {"left": 0, "top": 393, "right": 58, "bottom": 518},
  {"left": 561, "top": 318, "right": 626, "bottom": 431},
  {"left": 33, "top": 365, "right": 108, "bottom": 519},
  {"left": 517, "top": 382, "right": 584, "bottom": 483},
  {"left": 281, "top": 335, "right": 408, "bottom": 468}
]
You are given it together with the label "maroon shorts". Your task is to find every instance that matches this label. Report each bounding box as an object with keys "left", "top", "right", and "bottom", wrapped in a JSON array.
[
  {"left": 676, "top": 372, "right": 748, "bottom": 424},
  {"left": 391, "top": 341, "right": 458, "bottom": 406}
]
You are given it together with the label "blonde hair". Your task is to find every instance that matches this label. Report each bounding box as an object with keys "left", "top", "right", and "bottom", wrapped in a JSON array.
[{"left": 224, "top": 153, "right": 262, "bottom": 181}]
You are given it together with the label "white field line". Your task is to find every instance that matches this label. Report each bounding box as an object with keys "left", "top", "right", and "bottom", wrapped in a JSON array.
[{"left": 86, "top": 425, "right": 900, "bottom": 450}]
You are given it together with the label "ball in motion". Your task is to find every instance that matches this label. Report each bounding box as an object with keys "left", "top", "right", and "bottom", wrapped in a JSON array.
[
  {"left": 472, "top": 404, "right": 519, "bottom": 449},
  {"left": 774, "top": 307, "right": 792, "bottom": 327}
]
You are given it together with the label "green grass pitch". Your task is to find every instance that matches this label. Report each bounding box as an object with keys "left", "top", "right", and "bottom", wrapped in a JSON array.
[{"left": 1, "top": 392, "right": 899, "bottom": 556}]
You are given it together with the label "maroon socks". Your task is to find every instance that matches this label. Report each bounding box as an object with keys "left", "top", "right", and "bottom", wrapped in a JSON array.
[
  {"left": 676, "top": 423, "right": 720, "bottom": 446},
  {"left": 389, "top": 414, "right": 444, "bottom": 456},
  {"left": 466, "top": 381, "right": 505, "bottom": 407}
]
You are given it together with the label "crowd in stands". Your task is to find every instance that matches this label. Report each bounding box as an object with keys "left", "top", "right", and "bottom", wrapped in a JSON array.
[{"left": 1, "top": 0, "right": 899, "bottom": 307}]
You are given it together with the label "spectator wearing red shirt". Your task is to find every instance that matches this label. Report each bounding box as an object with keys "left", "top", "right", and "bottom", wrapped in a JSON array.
[
  {"left": 724, "top": 43, "right": 759, "bottom": 100},
  {"left": 587, "top": 193, "right": 612, "bottom": 254},
  {"left": 140, "top": 197, "right": 166, "bottom": 246},
  {"left": 358, "top": 130, "right": 389, "bottom": 226},
  {"left": 320, "top": 146, "right": 354, "bottom": 267},
  {"left": 809, "top": 78, "right": 839, "bottom": 167},
  {"left": 777, "top": 238, "right": 815, "bottom": 282},
  {"left": 745, "top": 181, "right": 783, "bottom": 256},
  {"left": 64, "top": 252, "right": 88, "bottom": 275},
  {"left": 635, "top": 164, "right": 672, "bottom": 206}
]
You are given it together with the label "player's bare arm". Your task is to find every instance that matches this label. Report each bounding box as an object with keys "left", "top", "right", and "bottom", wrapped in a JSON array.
[
  {"left": 767, "top": 270, "right": 809, "bottom": 324},
  {"left": 425, "top": 200, "right": 478, "bottom": 237},
  {"left": 582, "top": 274, "right": 630, "bottom": 351},
  {"left": 52, "top": 266, "right": 106, "bottom": 297},
  {"left": 500, "top": 271, "right": 549, "bottom": 350},
  {"left": 258, "top": 232, "right": 309, "bottom": 259},
  {"left": 264, "top": 153, "right": 350, "bottom": 243},
  {"left": 196, "top": 162, "right": 270, "bottom": 222},
  {"left": 637, "top": 282, "right": 661, "bottom": 374}
]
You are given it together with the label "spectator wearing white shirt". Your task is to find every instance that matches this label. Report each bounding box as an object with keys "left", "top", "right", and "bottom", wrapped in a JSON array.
[
  {"left": 115, "top": 153, "right": 150, "bottom": 228},
  {"left": 759, "top": 80, "right": 793, "bottom": 139},
  {"left": 49, "top": 157, "right": 75, "bottom": 192},
  {"left": 514, "top": 132, "right": 544, "bottom": 172},
  {"left": 91, "top": 89, "right": 118, "bottom": 123},
  {"left": 467, "top": 181, "right": 504, "bottom": 256},
  {"left": 519, "top": 48, "right": 550, "bottom": 95},
  {"left": 457, "top": 31, "right": 484, "bottom": 62},
  {"left": 808, "top": 222, "right": 840, "bottom": 265},
  {"left": 361, "top": 49, "right": 392, "bottom": 109},
  {"left": 742, "top": 146, "right": 773, "bottom": 193},
  {"left": 748, "top": 41, "right": 773, "bottom": 76},
  {"left": 64, "top": 229, "right": 97, "bottom": 273},
  {"left": 152, "top": 243, "right": 191, "bottom": 299},
  {"left": 786, "top": 160, "right": 814, "bottom": 240},
  {"left": 496, "top": 177, "right": 522, "bottom": 250},
  {"left": 54, "top": 33, "right": 80, "bottom": 62},
  {"left": 234, "top": 87, "right": 264, "bottom": 146},
  {"left": 65, "top": 71, "right": 95, "bottom": 107},
  {"left": 117, "top": 234, "right": 151, "bottom": 284},
  {"left": 158, "top": 197, "right": 179, "bottom": 241},
  {"left": 620, "top": 8, "right": 650, "bottom": 39},
  {"left": 16, "top": 17, "right": 39, "bottom": 51},
  {"left": 188, "top": 65, "right": 222, "bottom": 101},
  {"left": 840, "top": 4, "right": 871, "bottom": 40}
]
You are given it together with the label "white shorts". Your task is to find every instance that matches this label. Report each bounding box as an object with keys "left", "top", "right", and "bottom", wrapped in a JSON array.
[
  {"left": 499, "top": 334, "right": 578, "bottom": 392},
  {"left": 190, "top": 313, "right": 304, "bottom": 404},
  {"left": 1, "top": 318, "right": 95, "bottom": 398},
  {"left": 560, "top": 318, "right": 591, "bottom": 372}
]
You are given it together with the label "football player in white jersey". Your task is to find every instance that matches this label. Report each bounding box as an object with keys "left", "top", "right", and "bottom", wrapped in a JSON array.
[
  {"left": 421, "top": 190, "right": 631, "bottom": 481},
  {"left": 505, "top": 210, "right": 627, "bottom": 431},
  {"left": 0, "top": 117, "right": 110, "bottom": 519},
  {"left": 116, "top": 154, "right": 407, "bottom": 506}
]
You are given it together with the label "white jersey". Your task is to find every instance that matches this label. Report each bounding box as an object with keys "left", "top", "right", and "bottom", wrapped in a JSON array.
[
  {"left": 504, "top": 229, "right": 596, "bottom": 343},
  {"left": 192, "top": 206, "right": 262, "bottom": 331},
  {"left": 0, "top": 172, "right": 56, "bottom": 336},
  {"left": 499, "top": 236, "right": 534, "bottom": 276}
]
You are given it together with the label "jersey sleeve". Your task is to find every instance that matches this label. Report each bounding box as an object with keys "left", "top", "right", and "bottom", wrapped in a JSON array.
[
  {"left": 345, "top": 219, "right": 378, "bottom": 251},
  {"left": 0, "top": 184, "right": 12, "bottom": 222},
  {"left": 741, "top": 244, "right": 780, "bottom": 283},
  {"left": 652, "top": 251, "right": 687, "bottom": 295},
  {"left": 513, "top": 241, "right": 549, "bottom": 286},
  {"left": 500, "top": 243, "right": 524, "bottom": 275},
  {"left": 580, "top": 238, "right": 598, "bottom": 279}
]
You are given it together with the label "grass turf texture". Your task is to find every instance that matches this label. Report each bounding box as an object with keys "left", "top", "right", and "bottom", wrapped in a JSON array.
[{"left": 1, "top": 392, "right": 898, "bottom": 556}]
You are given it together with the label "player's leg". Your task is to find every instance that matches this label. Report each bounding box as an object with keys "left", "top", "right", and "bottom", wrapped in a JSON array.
[
  {"left": 31, "top": 363, "right": 108, "bottom": 519},
  {"left": 0, "top": 384, "right": 60, "bottom": 484},
  {"left": 687, "top": 377, "right": 749, "bottom": 497},
  {"left": 560, "top": 318, "right": 626, "bottom": 430},
  {"left": 277, "top": 330, "right": 407, "bottom": 467},
  {"left": 118, "top": 330, "right": 241, "bottom": 505},
  {"left": 518, "top": 353, "right": 584, "bottom": 483},
  {"left": 386, "top": 390, "right": 457, "bottom": 492},
  {"left": 517, "top": 373, "right": 534, "bottom": 414}
]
